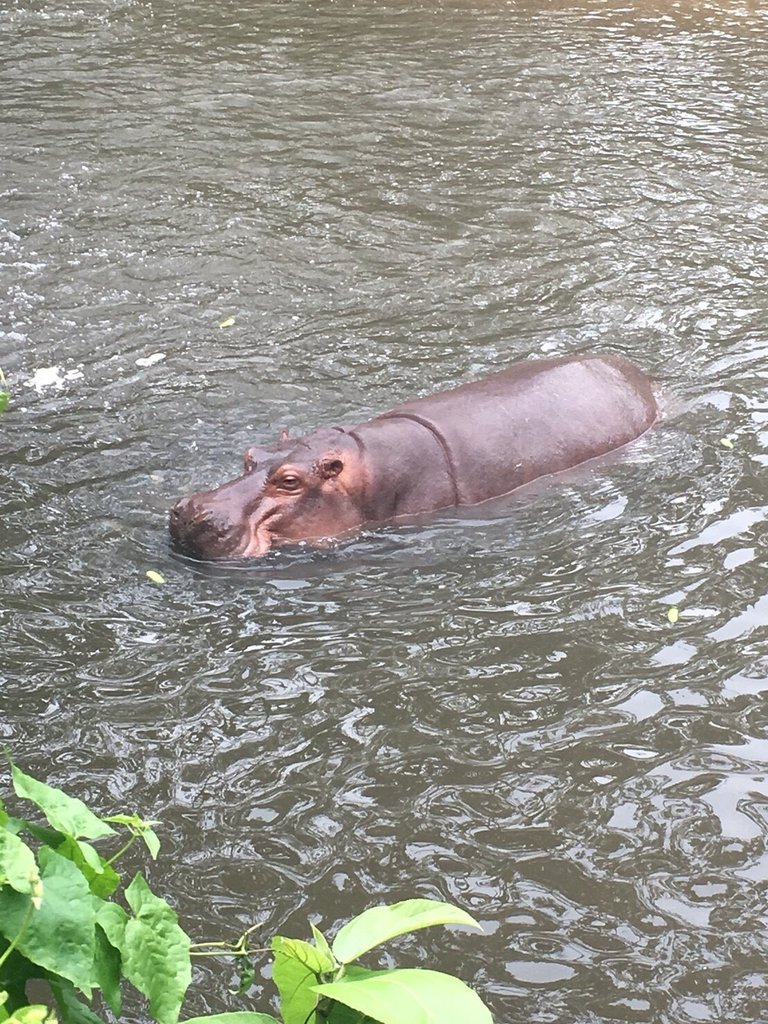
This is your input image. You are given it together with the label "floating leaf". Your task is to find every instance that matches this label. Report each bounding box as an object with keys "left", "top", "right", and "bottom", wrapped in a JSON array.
[
  {"left": 314, "top": 966, "right": 493, "bottom": 1024},
  {"left": 667, "top": 606, "right": 680, "bottom": 624},
  {"left": 0, "top": 391, "right": 8, "bottom": 415},
  {"left": 146, "top": 571, "right": 165, "bottom": 585},
  {"left": 332, "top": 899, "right": 482, "bottom": 965},
  {"left": 219, "top": 317, "right": 235, "bottom": 329},
  {"left": 719, "top": 437, "right": 735, "bottom": 449}
]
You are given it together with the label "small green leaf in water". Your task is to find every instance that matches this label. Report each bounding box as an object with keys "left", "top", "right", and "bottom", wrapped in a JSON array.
[
  {"left": 720, "top": 437, "right": 735, "bottom": 449},
  {"left": 0, "top": 391, "right": 8, "bottom": 415},
  {"left": 219, "top": 317, "right": 235, "bottom": 329},
  {"left": 146, "top": 570, "right": 165, "bottom": 585},
  {"left": 667, "top": 606, "right": 680, "bottom": 624}
]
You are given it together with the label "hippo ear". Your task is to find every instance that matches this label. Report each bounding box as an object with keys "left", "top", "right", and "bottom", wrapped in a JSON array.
[
  {"left": 244, "top": 446, "right": 260, "bottom": 472},
  {"left": 320, "top": 457, "right": 344, "bottom": 479}
]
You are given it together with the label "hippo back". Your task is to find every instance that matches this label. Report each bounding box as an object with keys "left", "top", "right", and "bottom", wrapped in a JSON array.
[{"left": 372, "top": 353, "right": 657, "bottom": 505}]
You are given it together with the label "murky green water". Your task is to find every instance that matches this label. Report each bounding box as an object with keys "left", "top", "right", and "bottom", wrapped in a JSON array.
[{"left": 4, "top": 2, "right": 768, "bottom": 1021}]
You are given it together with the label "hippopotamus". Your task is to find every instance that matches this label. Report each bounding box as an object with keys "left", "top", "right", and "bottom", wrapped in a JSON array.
[{"left": 169, "top": 352, "right": 657, "bottom": 560}]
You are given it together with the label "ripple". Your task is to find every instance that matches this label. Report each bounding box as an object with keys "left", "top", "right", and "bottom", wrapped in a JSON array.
[{"left": 4, "top": 2, "right": 768, "bottom": 1022}]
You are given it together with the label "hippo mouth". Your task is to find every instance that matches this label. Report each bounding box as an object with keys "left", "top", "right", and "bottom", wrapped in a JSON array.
[
  {"left": 240, "top": 508, "right": 282, "bottom": 558},
  {"left": 169, "top": 499, "right": 281, "bottom": 561}
]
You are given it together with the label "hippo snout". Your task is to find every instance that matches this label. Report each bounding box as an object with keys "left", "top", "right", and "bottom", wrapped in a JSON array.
[{"left": 169, "top": 496, "right": 245, "bottom": 559}]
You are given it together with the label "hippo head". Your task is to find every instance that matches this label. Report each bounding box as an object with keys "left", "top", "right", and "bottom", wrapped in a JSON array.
[{"left": 169, "top": 429, "right": 367, "bottom": 560}]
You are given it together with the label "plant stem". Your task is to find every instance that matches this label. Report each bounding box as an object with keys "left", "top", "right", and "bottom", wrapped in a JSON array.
[
  {"left": 0, "top": 900, "right": 35, "bottom": 972},
  {"left": 105, "top": 834, "right": 136, "bottom": 866},
  {"left": 190, "top": 947, "right": 271, "bottom": 958}
]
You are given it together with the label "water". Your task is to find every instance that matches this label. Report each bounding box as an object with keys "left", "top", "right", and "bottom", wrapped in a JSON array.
[{"left": 3, "top": 2, "right": 768, "bottom": 1021}]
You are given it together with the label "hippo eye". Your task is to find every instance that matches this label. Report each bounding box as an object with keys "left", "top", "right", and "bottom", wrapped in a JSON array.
[{"left": 276, "top": 474, "right": 302, "bottom": 492}]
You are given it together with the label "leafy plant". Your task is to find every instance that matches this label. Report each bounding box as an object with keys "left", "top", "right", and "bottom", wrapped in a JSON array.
[
  {"left": 213, "top": 898, "right": 492, "bottom": 1024},
  {"left": 0, "top": 761, "right": 184, "bottom": 1024},
  {"left": 0, "top": 764, "right": 493, "bottom": 1024},
  {"left": 0, "top": 369, "right": 8, "bottom": 415}
]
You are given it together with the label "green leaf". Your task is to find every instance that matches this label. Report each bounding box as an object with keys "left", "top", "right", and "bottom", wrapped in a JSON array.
[
  {"left": 0, "top": 831, "right": 40, "bottom": 895},
  {"left": 0, "top": 392, "right": 8, "bottom": 416},
  {"left": 98, "top": 874, "right": 190, "bottom": 1024},
  {"left": 5, "top": 1007, "right": 54, "bottom": 1024},
  {"left": 274, "top": 937, "right": 335, "bottom": 977},
  {"left": 11, "top": 767, "right": 114, "bottom": 842},
  {"left": 93, "top": 903, "right": 128, "bottom": 952},
  {"left": 92, "top": 925, "right": 121, "bottom": 1015},
  {"left": 314, "top": 967, "right": 493, "bottom": 1024},
  {"left": 0, "top": 848, "right": 96, "bottom": 995},
  {"left": 140, "top": 829, "right": 160, "bottom": 860},
  {"left": 146, "top": 571, "right": 165, "bottom": 585},
  {"left": 15, "top": 822, "right": 63, "bottom": 848},
  {"left": 323, "top": 1002, "right": 371, "bottom": 1024},
  {"left": 103, "top": 815, "right": 161, "bottom": 860},
  {"left": 74, "top": 842, "right": 101, "bottom": 874},
  {"left": 309, "top": 923, "right": 335, "bottom": 967},
  {"left": 49, "top": 977, "right": 105, "bottom": 1024},
  {"left": 181, "top": 1015, "right": 279, "bottom": 1024},
  {"left": 53, "top": 838, "right": 119, "bottom": 900},
  {"left": 102, "top": 814, "right": 160, "bottom": 830},
  {"left": 0, "top": 950, "right": 46, "bottom": 1011},
  {"left": 271, "top": 936, "right": 334, "bottom": 1024},
  {"left": 331, "top": 900, "right": 482, "bottom": 965},
  {"left": 234, "top": 958, "right": 255, "bottom": 996}
]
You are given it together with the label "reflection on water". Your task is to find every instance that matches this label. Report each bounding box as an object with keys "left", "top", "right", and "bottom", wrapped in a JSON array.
[{"left": 3, "top": 2, "right": 768, "bottom": 1022}]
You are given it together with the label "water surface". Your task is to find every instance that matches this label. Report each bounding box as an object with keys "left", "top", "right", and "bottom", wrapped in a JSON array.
[{"left": 3, "top": 2, "right": 768, "bottom": 1022}]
